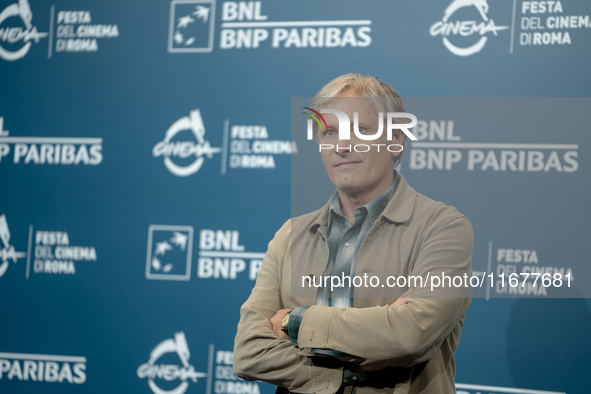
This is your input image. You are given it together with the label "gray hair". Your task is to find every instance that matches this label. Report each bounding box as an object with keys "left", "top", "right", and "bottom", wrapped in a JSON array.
[{"left": 311, "top": 73, "right": 407, "bottom": 165}]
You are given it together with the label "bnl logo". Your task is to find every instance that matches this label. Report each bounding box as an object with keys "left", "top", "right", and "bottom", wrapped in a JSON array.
[
  {"left": 146, "top": 225, "right": 194, "bottom": 281},
  {"left": 168, "top": 0, "right": 215, "bottom": 53},
  {"left": 146, "top": 226, "right": 264, "bottom": 281}
]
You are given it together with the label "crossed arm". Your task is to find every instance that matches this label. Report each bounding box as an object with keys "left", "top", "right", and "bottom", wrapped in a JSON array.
[
  {"left": 269, "top": 288, "right": 415, "bottom": 346},
  {"left": 233, "top": 217, "right": 472, "bottom": 392}
]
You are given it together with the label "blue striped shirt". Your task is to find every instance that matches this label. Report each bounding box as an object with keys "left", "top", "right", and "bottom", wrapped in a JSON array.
[{"left": 287, "top": 172, "right": 401, "bottom": 385}]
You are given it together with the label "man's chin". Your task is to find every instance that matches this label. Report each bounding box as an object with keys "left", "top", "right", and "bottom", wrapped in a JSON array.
[{"left": 334, "top": 182, "right": 366, "bottom": 197}]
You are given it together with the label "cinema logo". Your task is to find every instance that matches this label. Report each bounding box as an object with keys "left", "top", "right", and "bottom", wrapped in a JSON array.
[
  {"left": 53, "top": 10, "right": 120, "bottom": 54},
  {"left": 226, "top": 124, "right": 296, "bottom": 171},
  {"left": 407, "top": 119, "right": 578, "bottom": 172},
  {"left": 0, "top": 352, "right": 86, "bottom": 384},
  {"left": 0, "top": 117, "right": 103, "bottom": 165},
  {"left": 153, "top": 110, "right": 294, "bottom": 176},
  {"left": 33, "top": 230, "right": 97, "bottom": 275},
  {"left": 430, "top": 0, "right": 509, "bottom": 56},
  {"left": 0, "top": 0, "right": 48, "bottom": 61},
  {"left": 138, "top": 338, "right": 261, "bottom": 394},
  {"left": 0, "top": 213, "right": 98, "bottom": 278},
  {"left": 304, "top": 108, "right": 417, "bottom": 152},
  {"left": 153, "top": 109, "right": 221, "bottom": 177},
  {"left": 137, "top": 332, "right": 206, "bottom": 394},
  {"left": 0, "top": 214, "right": 26, "bottom": 277}
]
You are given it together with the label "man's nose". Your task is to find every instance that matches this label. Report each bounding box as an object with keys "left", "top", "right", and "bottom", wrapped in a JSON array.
[
  {"left": 335, "top": 135, "right": 351, "bottom": 154},
  {"left": 334, "top": 122, "right": 361, "bottom": 153}
]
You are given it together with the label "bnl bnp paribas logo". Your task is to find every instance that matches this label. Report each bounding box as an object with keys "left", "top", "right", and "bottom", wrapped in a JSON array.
[
  {"left": 0, "top": 116, "right": 103, "bottom": 165},
  {"left": 0, "top": 351, "right": 86, "bottom": 384},
  {"left": 0, "top": 0, "right": 47, "bottom": 61},
  {"left": 168, "top": 0, "right": 372, "bottom": 52},
  {"left": 146, "top": 225, "right": 264, "bottom": 282},
  {"left": 168, "top": 0, "right": 215, "bottom": 52},
  {"left": 430, "top": 0, "right": 509, "bottom": 56}
]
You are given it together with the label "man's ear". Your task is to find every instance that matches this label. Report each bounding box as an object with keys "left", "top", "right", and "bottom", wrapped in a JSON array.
[{"left": 390, "top": 131, "right": 405, "bottom": 159}]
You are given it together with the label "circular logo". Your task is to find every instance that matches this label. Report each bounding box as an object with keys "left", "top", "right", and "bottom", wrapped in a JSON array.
[
  {"left": 0, "top": 0, "right": 47, "bottom": 61},
  {"left": 153, "top": 109, "right": 222, "bottom": 177},
  {"left": 429, "top": 0, "right": 508, "bottom": 57},
  {"left": 137, "top": 332, "right": 207, "bottom": 394}
]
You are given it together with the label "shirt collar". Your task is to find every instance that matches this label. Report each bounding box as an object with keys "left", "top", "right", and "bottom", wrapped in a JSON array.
[
  {"left": 308, "top": 172, "right": 416, "bottom": 237},
  {"left": 328, "top": 171, "right": 400, "bottom": 227}
]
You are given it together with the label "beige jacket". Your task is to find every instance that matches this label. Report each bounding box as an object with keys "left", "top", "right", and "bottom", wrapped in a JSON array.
[{"left": 234, "top": 174, "right": 473, "bottom": 394}]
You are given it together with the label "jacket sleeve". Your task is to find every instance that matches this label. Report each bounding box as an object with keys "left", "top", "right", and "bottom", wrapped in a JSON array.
[
  {"left": 233, "top": 220, "right": 345, "bottom": 394},
  {"left": 296, "top": 216, "right": 473, "bottom": 368}
]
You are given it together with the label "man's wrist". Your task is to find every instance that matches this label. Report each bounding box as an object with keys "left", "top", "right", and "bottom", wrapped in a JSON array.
[
  {"left": 281, "top": 310, "right": 292, "bottom": 335},
  {"left": 287, "top": 306, "right": 310, "bottom": 347}
]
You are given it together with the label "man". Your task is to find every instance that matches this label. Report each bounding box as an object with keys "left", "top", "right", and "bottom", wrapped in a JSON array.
[{"left": 234, "top": 74, "right": 473, "bottom": 394}]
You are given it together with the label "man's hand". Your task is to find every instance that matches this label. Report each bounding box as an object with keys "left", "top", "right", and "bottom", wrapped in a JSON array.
[
  {"left": 270, "top": 308, "right": 293, "bottom": 339},
  {"left": 391, "top": 289, "right": 414, "bottom": 307},
  {"left": 360, "top": 290, "right": 415, "bottom": 372}
]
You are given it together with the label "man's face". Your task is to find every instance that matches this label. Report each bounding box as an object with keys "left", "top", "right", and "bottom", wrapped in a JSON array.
[{"left": 317, "top": 94, "right": 403, "bottom": 199}]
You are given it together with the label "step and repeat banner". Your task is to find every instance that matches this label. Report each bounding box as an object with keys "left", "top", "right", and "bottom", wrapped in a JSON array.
[{"left": 1, "top": 1, "right": 590, "bottom": 394}]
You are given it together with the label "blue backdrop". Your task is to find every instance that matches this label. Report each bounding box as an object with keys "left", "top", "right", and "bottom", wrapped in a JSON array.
[{"left": 1, "top": 1, "right": 590, "bottom": 394}]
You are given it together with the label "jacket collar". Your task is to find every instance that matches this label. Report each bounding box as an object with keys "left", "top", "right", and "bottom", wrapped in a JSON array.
[{"left": 308, "top": 172, "right": 416, "bottom": 235}]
